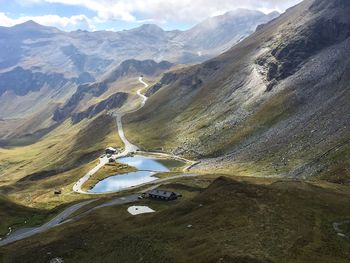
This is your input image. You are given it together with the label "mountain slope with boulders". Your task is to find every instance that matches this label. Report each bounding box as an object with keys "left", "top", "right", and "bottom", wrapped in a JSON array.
[{"left": 125, "top": 0, "right": 350, "bottom": 183}]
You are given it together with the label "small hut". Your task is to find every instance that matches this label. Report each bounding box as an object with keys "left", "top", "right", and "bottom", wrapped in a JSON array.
[
  {"left": 148, "top": 189, "right": 178, "bottom": 201},
  {"left": 105, "top": 147, "right": 117, "bottom": 155}
]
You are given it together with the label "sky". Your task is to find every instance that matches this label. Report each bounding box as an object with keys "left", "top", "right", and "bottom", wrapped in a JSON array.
[{"left": 0, "top": 0, "right": 303, "bottom": 32}]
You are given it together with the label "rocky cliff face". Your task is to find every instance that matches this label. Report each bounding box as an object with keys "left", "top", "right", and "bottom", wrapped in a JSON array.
[
  {"left": 71, "top": 92, "right": 128, "bottom": 124},
  {"left": 145, "top": 72, "right": 178, "bottom": 97},
  {"left": 0, "top": 67, "right": 72, "bottom": 96},
  {"left": 255, "top": 0, "right": 350, "bottom": 91},
  {"left": 52, "top": 82, "right": 108, "bottom": 122}
]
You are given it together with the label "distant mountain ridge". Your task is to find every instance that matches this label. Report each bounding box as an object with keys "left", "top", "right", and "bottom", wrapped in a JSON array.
[
  {"left": 0, "top": 9, "right": 279, "bottom": 78},
  {"left": 176, "top": 9, "right": 280, "bottom": 51}
]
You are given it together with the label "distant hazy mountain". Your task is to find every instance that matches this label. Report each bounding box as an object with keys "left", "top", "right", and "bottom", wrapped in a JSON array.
[
  {"left": 175, "top": 9, "right": 280, "bottom": 52},
  {"left": 0, "top": 9, "right": 279, "bottom": 79},
  {"left": 126, "top": 0, "right": 350, "bottom": 183}
]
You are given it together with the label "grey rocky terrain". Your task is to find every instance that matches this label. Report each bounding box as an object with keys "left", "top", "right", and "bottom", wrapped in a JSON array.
[{"left": 125, "top": 0, "right": 350, "bottom": 182}]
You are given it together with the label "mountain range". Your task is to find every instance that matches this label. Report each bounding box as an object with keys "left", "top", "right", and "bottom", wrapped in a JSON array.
[
  {"left": 0, "top": 9, "right": 279, "bottom": 79},
  {"left": 0, "top": 9, "right": 279, "bottom": 141}
]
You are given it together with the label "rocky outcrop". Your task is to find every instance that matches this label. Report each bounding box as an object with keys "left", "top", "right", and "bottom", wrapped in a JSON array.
[
  {"left": 146, "top": 60, "right": 223, "bottom": 96},
  {"left": 0, "top": 67, "right": 71, "bottom": 96},
  {"left": 53, "top": 82, "right": 108, "bottom": 122},
  {"left": 145, "top": 72, "right": 178, "bottom": 96},
  {"left": 256, "top": 0, "right": 350, "bottom": 91},
  {"left": 71, "top": 92, "right": 128, "bottom": 124}
]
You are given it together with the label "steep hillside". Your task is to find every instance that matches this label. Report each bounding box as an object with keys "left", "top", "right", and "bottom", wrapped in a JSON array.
[
  {"left": 0, "top": 113, "right": 122, "bottom": 208},
  {"left": 125, "top": 0, "right": 350, "bottom": 182}
]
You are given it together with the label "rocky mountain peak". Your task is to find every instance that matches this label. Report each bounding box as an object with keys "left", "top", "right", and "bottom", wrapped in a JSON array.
[
  {"left": 12, "top": 20, "right": 59, "bottom": 32},
  {"left": 132, "top": 24, "right": 165, "bottom": 34}
]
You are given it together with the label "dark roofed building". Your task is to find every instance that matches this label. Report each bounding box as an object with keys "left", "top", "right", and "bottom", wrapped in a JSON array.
[
  {"left": 105, "top": 147, "right": 117, "bottom": 154},
  {"left": 148, "top": 189, "right": 178, "bottom": 201}
]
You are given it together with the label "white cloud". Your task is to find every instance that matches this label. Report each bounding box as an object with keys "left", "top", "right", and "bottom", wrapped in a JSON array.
[
  {"left": 4, "top": 0, "right": 303, "bottom": 31},
  {"left": 22, "top": 0, "right": 303, "bottom": 24},
  {"left": 0, "top": 12, "right": 95, "bottom": 31},
  {"left": 45, "top": 0, "right": 136, "bottom": 21}
]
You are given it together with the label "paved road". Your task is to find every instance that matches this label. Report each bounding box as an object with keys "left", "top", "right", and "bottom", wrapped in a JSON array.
[
  {"left": 73, "top": 77, "right": 149, "bottom": 194},
  {"left": 0, "top": 199, "right": 96, "bottom": 247},
  {"left": 73, "top": 156, "right": 109, "bottom": 194},
  {"left": 0, "top": 195, "right": 141, "bottom": 247},
  {"left": 63, "top": 194, "right": 140, "bottom": 223},
  {"left": 73, "top": 77, "right": 198, "bottom": 195}
]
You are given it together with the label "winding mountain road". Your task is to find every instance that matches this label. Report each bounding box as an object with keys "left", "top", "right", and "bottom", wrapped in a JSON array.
[
  {"left": 73, "top": 77, "right": 149, "bottom": 194},
  {"left": 114, "top": 77, "right": 149, "bottom": 153},
  {"left": 0, "top": 195, "right": 143, "bottom": 247},
  {"left": 73, "top": 77, "right": 198, "bottom": 194},
  {"left": 0, "top": 77, "right": 199, "bottom": 246},
  {"left": 0, "top": 199, "right": 96, "bottom": 247}
]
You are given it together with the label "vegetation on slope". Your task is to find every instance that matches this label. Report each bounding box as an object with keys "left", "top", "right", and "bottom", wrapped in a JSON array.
[
  {"left": 1, "top": 176, "right": 349, "bottom": 263},
  {"left": 0, "top": 114, "right": 121, "bottom": 208}
]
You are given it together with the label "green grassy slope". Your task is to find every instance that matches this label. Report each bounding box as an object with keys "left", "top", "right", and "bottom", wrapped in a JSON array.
[
  {"left": 1, "top": 177, "right": 349, "bottom": 263},
  {"left": 0, "top": 195, "right": 72, "bottom": 237},
  {"left": 0, "top": 114, "right": 121, "bottom": 208}
]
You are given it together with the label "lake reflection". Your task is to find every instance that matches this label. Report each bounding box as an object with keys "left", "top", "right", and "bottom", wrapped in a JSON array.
[
  {"left": 89, "top": 171, "right": 158, "bottom": 193},
  {"left": 117, "top": 155, "right": 170, "bottom": 172},
  {"left": 89, "top": 155, "right": 171, "bottom": 193}
]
